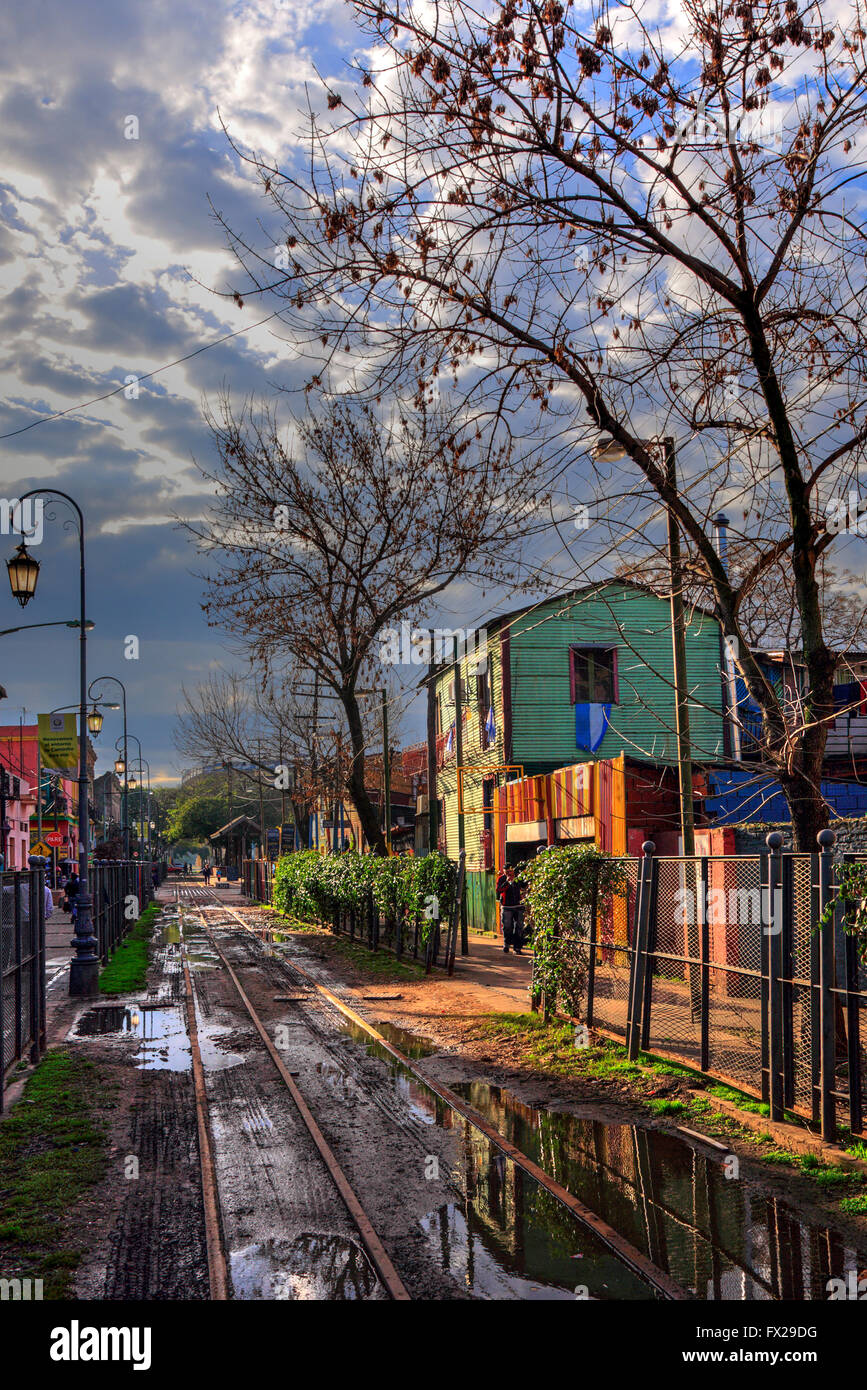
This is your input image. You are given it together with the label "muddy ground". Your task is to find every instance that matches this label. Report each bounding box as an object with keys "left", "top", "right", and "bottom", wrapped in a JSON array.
[
  {"left": 9, "top": 898, "right": 864, "bottom": 1300},
  {"left": 237, "top": 906, "right": 867, "bottom": 1252}
]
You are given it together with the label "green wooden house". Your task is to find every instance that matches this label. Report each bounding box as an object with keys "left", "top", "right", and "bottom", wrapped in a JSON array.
[{"left": 431, "top": 580, "right": 726, "bottom": 929}]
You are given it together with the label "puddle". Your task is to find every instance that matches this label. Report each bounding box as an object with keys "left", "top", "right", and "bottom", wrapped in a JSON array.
[
  {"left": 372, "top": 1020, "right": 438, "bottom": 1058},
  {"left": 450, "top": 1081, "right": 867, "bottom": 1301},
  {"left": 336, "top": 1017, "right": 652, "bottom": 1298},
  {"left": 230, "top": 1233, "right": 380, "bottom": 1300},
  {"left": 75, "top": 1004, "right": 192, "bottom": 1071},
  {"left": 76, "top": 1006, "right": 132, "bottom": 1036},
  {"left": 334, "top": 1014, "right": 867, "bottom": 1300},
  {"left": 197, "top": 1021, "right": 245, "bottom": 1071}
]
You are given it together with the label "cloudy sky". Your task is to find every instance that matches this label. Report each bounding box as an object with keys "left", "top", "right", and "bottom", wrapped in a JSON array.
[{"left": 0, "top": 0, "right": 371, "bottom": 783}]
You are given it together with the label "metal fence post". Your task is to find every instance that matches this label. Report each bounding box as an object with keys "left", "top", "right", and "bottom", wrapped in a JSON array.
[
  {"left": 627, "top": 841, "right": 655, "bottom": 1061},
  {"left": 766, "top": 832, "right": 785, "bottom": 1121},
  {"left": 843, "top": 921, "right": 863, "bottom": 1137},
  {"left": 816, "top": 828, "right": 837, "bottom": 1141},
  {"left": 699, "top": 856, "right": 710, "bottom": 1072},
  {"left": 586, "top": 877, "right": 598, "bottom": 1029}
]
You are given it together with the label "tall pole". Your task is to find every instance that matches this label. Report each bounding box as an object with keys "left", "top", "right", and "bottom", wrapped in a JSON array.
[
  {"left": 90, "top": 676, "right": 128, "bottom": 858},
  {"left": 257, "top": 737, "right": 265, "bottom": 858},
  {"left": 426, "top": 658, "right": 438, "bottom": 854},
  {"left": 381, "top": 690, "right": 391, "bottom": 855},
  {"left": 664, "top": 437, "right": 695, "bottom": 858},
  {"left": 17, "top": 489, "right": 98, "bottom": 994},
  {"left": 453, "top": 639, "right": 468, "bottom": 955}
]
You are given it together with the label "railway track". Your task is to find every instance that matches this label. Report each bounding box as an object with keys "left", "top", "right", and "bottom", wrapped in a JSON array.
[
  {"left": 174, "top": 885, "right": 411, "bottom": 1301},
  {"left": 172, "top": 883, "right": 687, "bottom": 1302}
]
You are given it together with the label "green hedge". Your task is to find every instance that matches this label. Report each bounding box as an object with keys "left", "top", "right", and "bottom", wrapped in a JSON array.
[{"left": 272, "top": 850, "right": 457, "bottom": 945}]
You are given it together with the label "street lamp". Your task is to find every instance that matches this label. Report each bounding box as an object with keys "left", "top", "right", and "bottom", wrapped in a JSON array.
[
  {"left": 5, "top": 489, "right": 98, "bottom": 995},
  {"left": 91, "top": 676, "right": 129, "bottom": 859},
  {"left": 6, "top": 541, "right": 40, "bottom": 606},
  {"left": 86, "top": 706, "right": 103, "bottom": 735}
]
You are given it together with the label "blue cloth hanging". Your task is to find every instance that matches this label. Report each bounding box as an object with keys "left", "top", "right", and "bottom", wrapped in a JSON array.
[
  {"left": 575, "top": 702, "right": 611, "bottom": 752},
  {"left": 484, "top": 706, "right": 496, "bottom": 743}
]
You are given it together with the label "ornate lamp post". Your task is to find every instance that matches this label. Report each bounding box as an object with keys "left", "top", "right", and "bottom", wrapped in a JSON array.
[
  {"left": 6, "top": 491, "right": 98, "bottom": 995},
  {"left": 119, "top": 736, "right": 149, "bottom": 858},
  {"left": 90, "top": 676, "right": 129, "bottom": 859}
]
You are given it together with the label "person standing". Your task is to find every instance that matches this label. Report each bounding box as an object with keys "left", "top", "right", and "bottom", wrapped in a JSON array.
[{"left": 498, "top": 865, "right": 525, "bottom": 954}]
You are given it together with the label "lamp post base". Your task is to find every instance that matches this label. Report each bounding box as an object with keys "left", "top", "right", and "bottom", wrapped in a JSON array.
[{"left": 69, "top": 957, "right": 100, "bottom": 996}]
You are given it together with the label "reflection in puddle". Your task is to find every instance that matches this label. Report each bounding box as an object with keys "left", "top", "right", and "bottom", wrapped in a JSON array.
[
  {"left": 451, "top": 1081, "right": 867, "bottom": 1301},
  {"left": 230, "top": 1233, "right": 380, "bottom": 1300},
  {"left": 337, "top": 1017, "right": 652, "bottom": 1298},
  {"left": 75, "top": 1004, "right": 192, "bottom": 1070},
  {"left": 372, "top": 1019, "right": 438, "bottom": 1057}
]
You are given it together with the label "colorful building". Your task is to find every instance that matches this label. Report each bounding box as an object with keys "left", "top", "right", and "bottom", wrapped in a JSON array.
[{"left": 431, "top": 581, "right": 726, "bottom": 930}]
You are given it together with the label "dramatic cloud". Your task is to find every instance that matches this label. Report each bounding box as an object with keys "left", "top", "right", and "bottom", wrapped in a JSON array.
[{"left": 0, "top": 0, "right": 362, "bottom": 779}]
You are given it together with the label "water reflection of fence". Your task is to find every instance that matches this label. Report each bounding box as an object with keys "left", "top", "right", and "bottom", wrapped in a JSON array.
[
  {"left": 1, "top": 869, "right": 46, "bottom": 1109},
  {"left": 541, "top": 834, "right": 867, "bottom": 1140},
  {"left": 458, "top": 1083, "right": 867, "bottom": 1300}
]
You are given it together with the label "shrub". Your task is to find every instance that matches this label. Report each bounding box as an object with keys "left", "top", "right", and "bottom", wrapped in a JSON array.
[
  {"left": 519, "top": 845, "right": 627, "bottom": 1015},
  {"left": 271, "top": 849, "right": 457, "bottom": 947}
]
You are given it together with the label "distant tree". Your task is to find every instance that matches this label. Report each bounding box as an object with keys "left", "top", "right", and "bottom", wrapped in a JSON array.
[{"left": 167, "top": 795, "right": 229, "bottom": 844}]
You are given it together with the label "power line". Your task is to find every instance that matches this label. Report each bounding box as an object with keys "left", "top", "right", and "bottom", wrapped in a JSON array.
[{"left": 0, "top": 310, "right": 283, "bottom": 441}]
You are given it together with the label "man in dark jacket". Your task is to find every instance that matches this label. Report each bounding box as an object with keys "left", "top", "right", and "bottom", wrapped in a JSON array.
[{"left": 498, "top": 865, "right": 525, "bottom": 954}]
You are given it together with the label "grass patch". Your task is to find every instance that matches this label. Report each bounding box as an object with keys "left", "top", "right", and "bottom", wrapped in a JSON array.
[
  {"left": 839, "top": 1193, "right": 867, "bottom": 1215},
  {"left": 844, "top": 1139, "right": 867, "bottom": 1162},
  {"left": 647, "top": 1098, "right": 687, "bottom": 1116},
  {"left": 99, "top": 903, "right": 160, "bottom": 995},
  {"left": 0, "top": 1050, "right": 109, "bottom": 1297},
  {"left": 328, "top": 935, "right": 427, "bottom": 980},
  {"left": 706, "top": 1083, "right": 771, "bottom": 1117}
]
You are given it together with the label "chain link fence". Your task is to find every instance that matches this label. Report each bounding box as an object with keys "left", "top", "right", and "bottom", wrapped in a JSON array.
[
  {"left": 536, "top": 838, "right": 867, "bottom": 1139},
  {"left": 1, "top": 869, "right": 46, "bottom": 1109}
]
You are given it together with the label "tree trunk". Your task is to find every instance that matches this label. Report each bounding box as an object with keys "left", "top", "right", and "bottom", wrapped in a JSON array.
[
  {"left": 778, "top": 771, "right": 831, "bottom": 852},
  {"left": 342, "top": 688, "right": 388, "bottom": 855}
]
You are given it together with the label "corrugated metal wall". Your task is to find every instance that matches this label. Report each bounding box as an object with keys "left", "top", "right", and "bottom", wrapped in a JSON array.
[
  {"left": 508, "top": 583, "right": 725, "bottom": 767},
  {"left": 436, "top": 633, "right": 507, "bottom": 870}
]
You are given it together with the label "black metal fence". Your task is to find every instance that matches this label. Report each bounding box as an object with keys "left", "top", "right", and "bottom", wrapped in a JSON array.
[
  {"left": 540, "top": 834, "right": 867, "bottom": 1140},
  {"left": 250, "top": 853, "right": 467, "bottom": 975},
  {"left": 91, "top": 861, "right": 156, "bottom": 965},
  {"left": 1, "top": 869, "right": 46, "bottom": 1109}
]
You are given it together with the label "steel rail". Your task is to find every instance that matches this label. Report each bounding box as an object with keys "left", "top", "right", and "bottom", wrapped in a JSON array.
[
  {"left": 175, "top": 888, "right": 411, "bottom": 1302},
  {"left": 180, "top": 942, "right": 230, "bottom": 1300},
  {"left": 203, "top": 893, "right": 688, "bottom": 1301}
]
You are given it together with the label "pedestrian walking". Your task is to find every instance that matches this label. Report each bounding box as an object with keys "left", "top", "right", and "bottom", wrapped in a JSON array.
[
  {"left": 497, "top": 865, "right": 526, "bottom": 954},
  {"left": 64, "top": 868, "right": 80, "bottom": 924}
]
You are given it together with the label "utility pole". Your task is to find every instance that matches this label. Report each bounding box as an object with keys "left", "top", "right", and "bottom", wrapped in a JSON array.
[
  {"left": 665, "top": 436, "right": 695, "bottom": 858},
  {"left": 257, "top": 737, "right": 265, "bottom": 859},
  {"left": 453, "top": 638, "right": 468, "bottom": 955},
  {"left": 426, "top": 658, "right": 437, "bottom": 854},
  {"left": 381, "top": 690, "right": 391, "bottom": 855},
  {"left": 312, "top": 670, "right": 319, "bottom": 849}
]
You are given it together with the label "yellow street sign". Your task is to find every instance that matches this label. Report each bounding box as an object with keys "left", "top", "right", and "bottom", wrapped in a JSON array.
[{"left": 30, "top": 840, "right": 52, "bottom": 857}]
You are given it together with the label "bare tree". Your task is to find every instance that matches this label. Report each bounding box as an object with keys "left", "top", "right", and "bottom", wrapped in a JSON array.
[
  {"left": 173, "top": 668, "right": 387, "bottom": 846},
  {"left": 217, "top": 0, "right": 867, "bottom": 848},
  {"left": 185, "top": 397, "right": 535, "bottom": 853}
]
